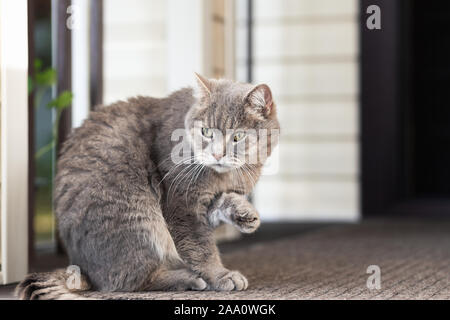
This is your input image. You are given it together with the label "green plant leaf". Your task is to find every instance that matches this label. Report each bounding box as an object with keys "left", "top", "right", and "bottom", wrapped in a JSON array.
[
  {"left": 35, "top": 140, "right": 55, "bottom": 160},
  {"left": 28, "top": 76, "right": 34, "bottom": 95},
  {"left": 34, "top": 58, "right": 43, "bottom": 72},
  {"left": 47, "top": 90, "right": 73, "bottom": 110},
  {"left": 56, "top": 91, "right": 73, "bottom": 109},
  {"left": 35, "top": 68, "right": 57, "bottom": 86}
]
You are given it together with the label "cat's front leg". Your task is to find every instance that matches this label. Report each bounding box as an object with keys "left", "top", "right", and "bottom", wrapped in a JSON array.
[
  {"left": 209, "top": 193, "right": 260, "bottom": 233},
  {"left": 169, "top": 212, "right": 249, "bottom": 291}
]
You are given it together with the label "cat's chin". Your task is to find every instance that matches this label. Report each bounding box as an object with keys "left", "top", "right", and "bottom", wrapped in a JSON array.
[{"left": 209, "top": 164, "right": 233, "bottom": 174}]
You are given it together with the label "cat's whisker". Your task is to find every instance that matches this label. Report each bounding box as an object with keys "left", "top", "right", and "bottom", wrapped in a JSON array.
[
  {"left": 178, "top": 164, "right": 202, "bottom": 204},
  {"left": 155, "top": 153, "right": 192, "bottom": 173},
  {"left": 194, "top": 164, "right": 206, "bottom": 183},
  {"left": 155, "top": 154, "right": 175, "bottom": 168},
  {"left": 185, "top": 164, "right": 205, "bottom": 205},
  {"left": 164, "top": 159, "right": 195, "bottom": 192},
  {"left": 166, "top": 166, "right": 192, "bottom": 202},
  {"left": 241, "top": 166, "right": 256, "bottom": 187},
  {"left": 242, "top": 163, "right": 258, "bottom": 186},
  {"left": 244, "top": 163, "right": 259, "bottom": 179},
  {"left": 166, "top": 161, "right": 199, "bottom": 202},
  {"left": 238, "top": 167, "right": 251, "bottom": 187},
  {"left": 158, "top": 163, "right": 182, "bottom": 185},
  {"left": 233, "top": 169, "right": 243, "bottom": 187},
  {"left": 232, "top": 165, "right": 246, "bottom": 188},
  {"left": 166, "top": 161, "right": 196, "bottom": 191},
  {"left": 179, "top": 163, "right": 201, "bottom": 189},
  {"left": 157, "top": 156, "right": 197, "bottom": 186},
  {"left": 179, "top": 158, "right": 204, "bottom": 187},
  {"left": 234, "top": 167, "right": 244, "bottom": 185},
  {"left": 228, "top": 157, "right": 257, "bottom": 187}
]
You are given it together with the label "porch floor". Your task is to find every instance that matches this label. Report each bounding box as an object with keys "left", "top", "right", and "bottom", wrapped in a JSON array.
[{"left": 2, "top": 219, "right": 449, "bottom": 300}]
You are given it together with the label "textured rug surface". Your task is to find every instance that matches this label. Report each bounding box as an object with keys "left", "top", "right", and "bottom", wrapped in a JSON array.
[{"left": 82, "top": 220, "right": 450, "bottom": 300}]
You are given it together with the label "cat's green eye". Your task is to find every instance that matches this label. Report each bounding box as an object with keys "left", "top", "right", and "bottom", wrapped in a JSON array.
[
  {"left": 201, "top": 127, "right": 213, "bottom": 138},
  {"left": 233, "top": 132, "right": 246, "bottom": 142}
]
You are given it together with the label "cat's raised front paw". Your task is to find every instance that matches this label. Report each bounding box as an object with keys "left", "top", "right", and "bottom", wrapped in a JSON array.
[
  {"left": 230, "top": 206, "right": 260, "bottom": 233},
  {"left": 218, "top": 193, "right": 260, "bottom": 233},
  {"left": 209, "top": 270, "right": 248, "bottom": 291}
]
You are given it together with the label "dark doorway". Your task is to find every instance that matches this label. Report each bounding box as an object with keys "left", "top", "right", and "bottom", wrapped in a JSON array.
[
  {"left": 361, "top": 0, "right": 450, "bottom": 216},
  {"left": 411, "top": 1, "right": 450, "bottom": 197}
]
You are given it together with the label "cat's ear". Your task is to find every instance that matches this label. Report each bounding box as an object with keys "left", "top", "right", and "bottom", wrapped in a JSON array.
[
  {"left": 245, "top": 84, "right": 274, "bottom": 117},
  {"left": 194, "top": 72, "right": 212, "bottom": 96}
]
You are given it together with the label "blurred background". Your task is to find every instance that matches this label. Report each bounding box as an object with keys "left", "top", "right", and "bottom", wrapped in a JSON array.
[{"left": 1, "top": 0, "right": 449, "bottom": 285}]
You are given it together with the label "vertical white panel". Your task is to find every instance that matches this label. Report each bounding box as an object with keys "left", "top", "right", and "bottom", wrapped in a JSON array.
[
  {"left": 224, "top": 0, "right": 236, "bottom": 80},
  {"left": 166, "top": 0, "right": 212, "bottom": 91},
  {"left": 234, "top": 0, "right": 249, "bottom": 82},
  {"left": 103, "top": 0, "right": 168, "bottom": 103},
  {"left": 0, "top": 0, "right": 29, "bottom": 284},
  {"left": 71, "top": 0, "right": 90, "bottom": 128}
]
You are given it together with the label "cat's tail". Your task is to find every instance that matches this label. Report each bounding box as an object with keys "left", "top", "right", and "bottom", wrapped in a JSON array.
[{"left": 15, "top": 269, "right": 92, "bottom": 300}]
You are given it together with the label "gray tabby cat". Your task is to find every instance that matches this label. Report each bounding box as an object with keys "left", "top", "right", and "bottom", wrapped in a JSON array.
[{"left": 16, "top": 74, "right": 280, "bottom": 299}]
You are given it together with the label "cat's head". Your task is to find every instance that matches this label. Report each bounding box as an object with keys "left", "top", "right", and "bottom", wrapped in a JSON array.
[{"left": 184, "top": 73, "right": 280, "bottom": 174}]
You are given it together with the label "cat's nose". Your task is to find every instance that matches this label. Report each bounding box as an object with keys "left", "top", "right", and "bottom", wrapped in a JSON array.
[{"left": 213, "top": 153, "right": 223, "bottom": 161}]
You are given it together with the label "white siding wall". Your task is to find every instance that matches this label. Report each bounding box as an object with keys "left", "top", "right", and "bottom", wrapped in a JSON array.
[
  {"left": 236, "top": 0, "right": 359, "bottom": 221},
  {"left": 212, "top": 0, "right": 226, "bottom": 78},
  {"left": 103, "top": 0, "right": 231, "bottom": 100},
  {"left": 103, "top": 0, "right": 168, "bottom": 103},
  {"left": 0, "top": 0, "right": 29, "bottom": 283}
]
